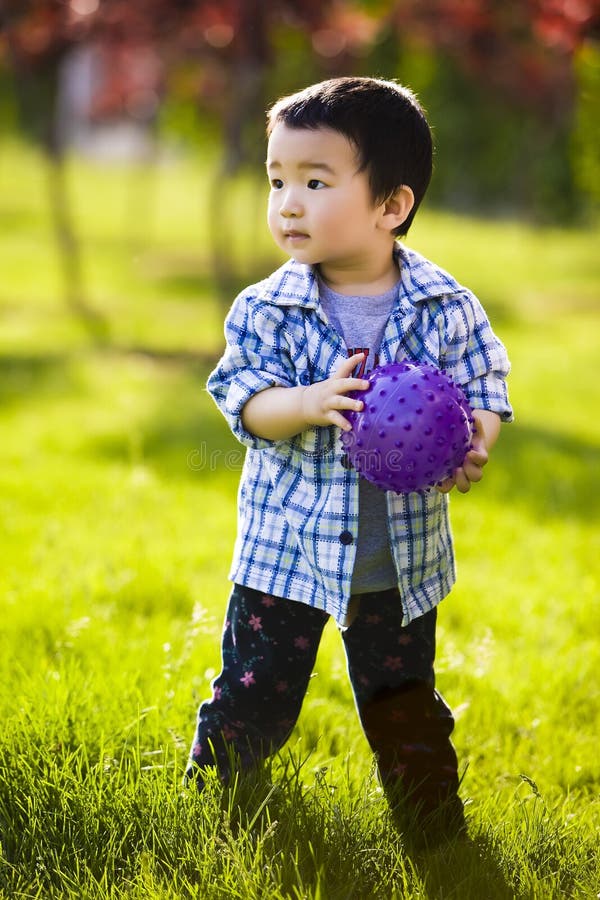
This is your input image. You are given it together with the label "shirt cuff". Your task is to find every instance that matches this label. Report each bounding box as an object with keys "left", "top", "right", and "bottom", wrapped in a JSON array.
[
  {"left": 224, "top": 370, "right": 292, "bottom": 448},
  {"left": 464, "top": 373, "right": 513, "bottom": 422}
]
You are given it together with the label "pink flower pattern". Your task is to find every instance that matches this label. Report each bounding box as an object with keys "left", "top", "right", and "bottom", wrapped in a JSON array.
[
  {"left": 384, "top": 656, "right": 403, "bottom": 671},
  {"left": 188, "top": 587, "right": 449, "bottom": 795},
  {"left": 222, "top": 724, "right": 238, "bottom": 740}
]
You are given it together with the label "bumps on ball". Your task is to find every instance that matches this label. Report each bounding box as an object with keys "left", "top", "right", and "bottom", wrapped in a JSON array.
[{"left": 341, "top": 361, "right": 474, "bottom": 493}]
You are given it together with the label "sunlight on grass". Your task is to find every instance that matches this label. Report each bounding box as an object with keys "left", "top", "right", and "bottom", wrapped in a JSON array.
[{"left": 0, "top": 140, "right": 599, "bottom": 898}]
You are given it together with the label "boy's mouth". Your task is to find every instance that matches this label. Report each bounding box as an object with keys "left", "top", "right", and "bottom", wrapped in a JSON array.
[{"left": 283, "top": 230, "right": 309, "bottom": 241}]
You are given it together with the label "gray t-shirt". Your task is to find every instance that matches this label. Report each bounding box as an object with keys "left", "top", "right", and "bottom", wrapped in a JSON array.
[{"left": 318, "top": 277, "right": 398, "bottom": 596}]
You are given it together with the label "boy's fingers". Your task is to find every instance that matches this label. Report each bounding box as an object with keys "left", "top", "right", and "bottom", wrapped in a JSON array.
[
  {"left": 340, "top": 378, "right": 370, "bottom": 394},
  {"left": 436, "top": 476, "right": 455, "bottom": 494},
  {"left": 454, "top": 470, "right": 472, "bottom": 493},
  {"left": 330, "top": 410, "right": 354, "bottom": 431},
  {"left": 463, "top": 459, "right": 484, "bottom": 483},
  {"left": 335, "top": 352, "right": 367, "bottom": 379},
  {"left": 335, "top": 356, "right": 370, "bottom": 395},
  {"left": 465, "top": 447, "right": 488, "bottom": 468},
  {"left": 330, "top": 393, "right": 365, "bottom": 409}
]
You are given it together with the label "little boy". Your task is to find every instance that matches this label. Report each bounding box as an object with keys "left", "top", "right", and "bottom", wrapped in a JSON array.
[{"left": 188, "top": 76, "right": 512, "bottom": 844}]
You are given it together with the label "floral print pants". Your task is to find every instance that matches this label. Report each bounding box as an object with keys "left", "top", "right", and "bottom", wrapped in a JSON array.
[{"left": 188, "top": 584, "right": 459, "bottom": 814}]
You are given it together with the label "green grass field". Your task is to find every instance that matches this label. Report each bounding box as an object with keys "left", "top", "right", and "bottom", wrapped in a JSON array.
[{"left": 0, "top": 140, "right": 599, "bottom": 898}]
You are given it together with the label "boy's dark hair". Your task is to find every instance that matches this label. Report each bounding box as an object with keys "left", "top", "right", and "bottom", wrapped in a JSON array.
[{"left": 267, "top": 76, "right": 433, "bottom": 236}]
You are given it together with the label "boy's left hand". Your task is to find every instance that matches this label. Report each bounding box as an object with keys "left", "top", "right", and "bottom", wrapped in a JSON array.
[{"left": 436, "top": 412, "right": 497, "bottom": 494}]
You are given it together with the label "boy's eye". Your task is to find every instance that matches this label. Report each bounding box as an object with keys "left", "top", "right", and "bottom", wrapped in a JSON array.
[
  {"left": 270, "top": 178, "right": 284, "bottom": 189},
  {"left": 307, "top": 179, "right": 326, "bottom": 190}
]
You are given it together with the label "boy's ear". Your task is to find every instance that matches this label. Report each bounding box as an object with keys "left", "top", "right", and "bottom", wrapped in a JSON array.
[{"left": 380, "top": 186, "right": 415, "bottom": 232}]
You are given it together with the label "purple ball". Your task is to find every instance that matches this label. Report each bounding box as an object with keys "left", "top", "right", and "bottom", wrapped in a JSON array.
[{"left": 340, "top": 361, "right": 474, "bottom": 493}]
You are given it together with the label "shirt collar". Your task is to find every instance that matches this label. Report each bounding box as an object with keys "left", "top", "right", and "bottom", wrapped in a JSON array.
[{"left": 259, "top": 243, "right": 463, "bottom": 309}]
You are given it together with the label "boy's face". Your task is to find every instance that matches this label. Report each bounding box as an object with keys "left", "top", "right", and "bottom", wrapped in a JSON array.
[{"left": 266, "top": 123, "right": 390, "bottom": 282}]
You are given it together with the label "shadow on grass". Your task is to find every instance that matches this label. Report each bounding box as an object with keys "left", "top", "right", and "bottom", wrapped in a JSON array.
[
  {"left": 188, "top": 762, "right": 517, "bottom": 900},
  {"left": 90, "top": 385, "right": 600, "bottom": 518},
  {"left": 0, "top": 353, "right": 71, "bottom": 407},
  {"left": 108, "top": 345, "right": 217, "bottom": 365},
  {"left": 0, "top": 207, "right": 45, "bottom": 231},
  {"left": 86, "top": 365, "right": 242, "bottom": 484},
  {"left": 491, "top": 421, "right": 600, "bottom": 519},
  {"left": 4, "top": 348, "right": 598, "bottom": 523},
  {"left": 138, "top": 249, "right": 279, "bottom": 307},
  {"left": 410, "top": 832, "right": 515, "bottom": 900},
  {"left": 125, "top": 401, "right": 599, "bottom": 523}
]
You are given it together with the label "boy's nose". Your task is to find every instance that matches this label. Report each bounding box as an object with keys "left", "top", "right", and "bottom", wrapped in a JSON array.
[{"left": 280, "top": 191, "right": 302, "bottom": 218}]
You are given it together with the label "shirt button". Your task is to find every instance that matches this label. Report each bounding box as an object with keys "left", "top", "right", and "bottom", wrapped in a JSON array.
[{"left": 339, "top": 530, "right": 354, "bottom": 545}]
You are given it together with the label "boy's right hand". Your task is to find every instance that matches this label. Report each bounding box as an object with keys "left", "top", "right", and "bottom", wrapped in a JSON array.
[{"left": 302, "top": 353, "right": 370, "bottom": 432}]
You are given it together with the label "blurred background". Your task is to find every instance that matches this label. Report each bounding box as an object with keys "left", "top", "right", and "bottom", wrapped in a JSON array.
[
  {"left": 1, "top": 14, "right": 600, "bottom": 892},
  {"left": 0, "top": 0, "right": 598, "bottom": 343}
]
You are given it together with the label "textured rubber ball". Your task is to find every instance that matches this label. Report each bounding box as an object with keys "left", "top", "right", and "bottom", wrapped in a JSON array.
[{"left": 340, "top": 361, "right": 474, "bottom": 493}]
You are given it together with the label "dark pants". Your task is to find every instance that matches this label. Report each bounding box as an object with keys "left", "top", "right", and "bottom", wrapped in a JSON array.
[{"left": 188, "top": 584, "right": 460, "bottom": 819}]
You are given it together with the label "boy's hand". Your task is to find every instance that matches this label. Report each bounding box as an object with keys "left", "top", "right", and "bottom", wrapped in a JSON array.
[
  {"left": 302, "top": 352, "right": 370, "bottom": 432},
  {"left": 436, "top": 411, "right": 499, "bottom": 494},
  {"left": 240, "top": 353, "right": 369, "bottom": 441}
]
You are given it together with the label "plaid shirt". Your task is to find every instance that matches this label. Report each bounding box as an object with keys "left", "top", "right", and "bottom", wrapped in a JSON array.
[{"left": 207, "top": 244, "right": 512, "bottom": 626}]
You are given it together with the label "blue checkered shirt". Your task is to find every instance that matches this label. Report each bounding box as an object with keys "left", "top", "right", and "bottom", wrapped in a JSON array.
[{"left": 207, "top": 244, "right": 512, "bottom": 626}]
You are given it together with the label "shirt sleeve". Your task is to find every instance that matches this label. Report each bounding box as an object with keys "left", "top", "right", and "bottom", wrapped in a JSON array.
[
  {"left": 207, "top": 289, "right": 296, "bottom": 448},
  {"left": 441, "top": 291, "right": 513, "bottom": 422}
]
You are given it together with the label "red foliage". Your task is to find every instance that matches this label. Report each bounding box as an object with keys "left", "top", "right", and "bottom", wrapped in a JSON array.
[
  {"left": 389, "top": 0, "right": 598, "bottom": 113},
  {"left": 530, "top": 0, "right": 598, "bottom": 52},
  {"left": 2, "top": 0, "right": 597, "bottom": 118}
]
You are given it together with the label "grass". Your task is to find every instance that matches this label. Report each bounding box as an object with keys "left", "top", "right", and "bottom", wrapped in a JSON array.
[{"left": 0, "top": 138, "right": 599, "bottom": 898}]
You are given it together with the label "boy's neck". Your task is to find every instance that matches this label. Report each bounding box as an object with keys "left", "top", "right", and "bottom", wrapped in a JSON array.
[{"left": 316, "top": 246, "right": 399, "bottom": 296}]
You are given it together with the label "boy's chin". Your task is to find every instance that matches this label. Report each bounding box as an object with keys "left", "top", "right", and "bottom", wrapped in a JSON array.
[{"left": 289, "top": 251, "right": 320, "bottom": 266}]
